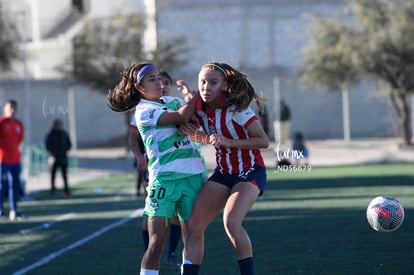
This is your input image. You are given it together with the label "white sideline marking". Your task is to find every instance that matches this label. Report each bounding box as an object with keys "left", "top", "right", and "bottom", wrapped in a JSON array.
[
  {"left": 19, "top": 213, "right": 77, "bottom": 235},
  {"left": 12, "top": 209, "right": 143, "bottom": 275}
]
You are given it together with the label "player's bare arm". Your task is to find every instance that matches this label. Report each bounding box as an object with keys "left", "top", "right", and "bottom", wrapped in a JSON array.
[
  {"left": 128, "top": 129, "right": 147, "bottom": 172},
  {"left": 157, "top": 93, "right": 200, "bottom": 126},
  {"left": 178, "top": 122, "right": 210, "bottom": 144},
  {"left": 210, "top": 120, "right": 270, "bottom": 149}
]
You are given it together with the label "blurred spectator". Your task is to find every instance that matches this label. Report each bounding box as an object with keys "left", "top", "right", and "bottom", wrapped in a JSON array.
[
  {"left": 0, "top": 100, "right": 25, "bottom": 220},
  {"left": 279, "top": 99, "right": 291, "bottom": 144},
  {"left": 292, "top": 131, "right": 309, "bottom": 165},
  {"left": 45, "top": 119, "right": 72, "bottom": 197}
]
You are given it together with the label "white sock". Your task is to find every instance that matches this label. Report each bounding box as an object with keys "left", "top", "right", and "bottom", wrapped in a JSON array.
[
  {"left": 140, "top": 269, "right": 159, "bottom": 275},
  {"left": 183, "top": 259, "right": 193, "bottom": 265}
]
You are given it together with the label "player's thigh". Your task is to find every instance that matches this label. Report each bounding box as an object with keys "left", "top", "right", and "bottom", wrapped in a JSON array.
[
  {"left": 223, "top": 182, "right": 260, "bottom": 225},
  {"left": 176, "top": 174, "right": 204, "bottom": 221},
  {"left": 189, "top": 181, "right": 229, "bottom": 229}
]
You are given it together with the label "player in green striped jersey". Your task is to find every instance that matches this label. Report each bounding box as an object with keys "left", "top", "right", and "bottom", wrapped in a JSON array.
[{"left": 108, "top": 63, "right": 205, "bottom": 275}]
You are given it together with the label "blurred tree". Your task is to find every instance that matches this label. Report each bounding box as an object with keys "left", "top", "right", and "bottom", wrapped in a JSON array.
[
  {"left": 69, "top": 14, "right": 188, "bottom": 92},
  {"left": 64, "top": 13, "right": 188, "bottom": 147},
  {"left": 0, "top": 2, "right": 20, "bottom": 71},
  {"left": 351, "top": 0, "right": 414, "bottom": 145},
  {"left": 300, "top": 17, "right": 363, "bottom": 142},
  {"left": 301, "top": 0, "right": 414, "bottom": 145}
]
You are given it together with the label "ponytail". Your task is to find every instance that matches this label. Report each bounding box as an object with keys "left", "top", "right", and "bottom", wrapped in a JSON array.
[
  {"left": 107, "top": 63, "right": 152, "bottom": 112},
  {"left": 204, "top": 62, "right": 266, "bottom": 115}
]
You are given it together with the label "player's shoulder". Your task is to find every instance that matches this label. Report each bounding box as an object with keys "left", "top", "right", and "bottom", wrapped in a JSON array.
[
  {"left": 161, "top": 95, "right": 175, "bottom": 102},
  {"left": 137, "top": 99, "right": 153, "bottom": 107},
  {"left": 162, "top": 96, "right": 185, "bottom": 111},
  {"left": 162, "top": 96, "right": 185, "bottom": 105},
  {"left": 229, "top": 106, "right": 255, "bottom": 116},
  {"left": 136, "top": 99, "right": 158, "bottom": 113}
]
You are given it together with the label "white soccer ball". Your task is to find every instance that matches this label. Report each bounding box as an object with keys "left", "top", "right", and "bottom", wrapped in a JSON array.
[{"left": 366, "top": 196, "right": 405, "bottom": 232}]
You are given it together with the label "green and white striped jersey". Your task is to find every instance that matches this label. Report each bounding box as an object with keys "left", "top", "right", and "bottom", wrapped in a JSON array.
[{"left": 134, "top": 96, "right": 204, "bottom": 183}]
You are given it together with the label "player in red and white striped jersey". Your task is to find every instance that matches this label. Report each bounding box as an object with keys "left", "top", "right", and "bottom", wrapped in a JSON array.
[{"left": 180, "top": 62, "right": 270, "bottom": 275}]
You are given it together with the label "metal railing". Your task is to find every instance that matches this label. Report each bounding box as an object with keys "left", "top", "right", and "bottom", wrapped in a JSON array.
[{"left": 25, "top": 144, "right": 78, "bottom": 177}]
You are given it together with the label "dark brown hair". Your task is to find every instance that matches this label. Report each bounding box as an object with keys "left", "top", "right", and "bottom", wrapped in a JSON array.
[
  {"left": 107, "top": 63, "right": 152, "bottom": 112},
  {"left": 159, "top": 70, "right": 172, "bottom": 84}
]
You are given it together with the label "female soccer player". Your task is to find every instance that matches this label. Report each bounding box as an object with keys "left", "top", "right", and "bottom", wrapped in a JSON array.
[
  {"left": 129, "top": 70, "right": 198, "bottom": 270},
  {"left": 179, "top": 62, "right": 270, "bottom": 275},
  {"left": 108, "top": 63, "right": 205, "bottom": 275}
]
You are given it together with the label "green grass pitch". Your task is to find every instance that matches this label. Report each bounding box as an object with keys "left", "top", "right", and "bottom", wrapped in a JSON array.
[{"left": 0, "top": 163, "right": 413, "bottom": 274}]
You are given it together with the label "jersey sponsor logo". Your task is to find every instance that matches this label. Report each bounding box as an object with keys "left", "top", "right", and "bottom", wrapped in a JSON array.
[
  {"left": 173, "top": 139, "right": 191, "bottom": 148},
  {"left": 149, "top": 109, "right": 156, "bottom": 119}
]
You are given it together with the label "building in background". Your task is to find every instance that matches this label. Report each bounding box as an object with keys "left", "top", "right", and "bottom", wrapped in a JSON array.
[{"left": 0, "top": 0, "right": 400, "bottom": 148}]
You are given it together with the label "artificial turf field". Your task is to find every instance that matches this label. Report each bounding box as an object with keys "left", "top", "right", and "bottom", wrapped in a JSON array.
[{"left": 0, "top": 163, "right": 413, "bottom": 275}]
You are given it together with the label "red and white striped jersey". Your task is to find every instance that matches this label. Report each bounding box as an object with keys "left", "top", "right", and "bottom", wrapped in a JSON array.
[{"left": 194, "top": 97, "right": 265, "bottom": 174}]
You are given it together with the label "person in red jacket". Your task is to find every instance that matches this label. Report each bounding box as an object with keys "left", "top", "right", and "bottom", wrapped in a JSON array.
[{"left": 0, "top": 100, "right": 25, "bottom": 221}]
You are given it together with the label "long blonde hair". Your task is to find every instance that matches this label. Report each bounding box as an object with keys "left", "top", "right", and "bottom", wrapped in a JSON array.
[{"left": 202, "top": 62, "right": 266, "bottom": 115}]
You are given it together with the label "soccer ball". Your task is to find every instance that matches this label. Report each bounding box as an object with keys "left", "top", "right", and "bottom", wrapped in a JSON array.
[{"left": 366, "top": 196, "right": 405, "bottom": 232}]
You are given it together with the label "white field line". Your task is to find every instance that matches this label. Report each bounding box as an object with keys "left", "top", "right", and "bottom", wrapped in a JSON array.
[
  {"left": 19, "top": 213, "right": 77, "bottom": 235},
  {"left": 12, "top": 209, "right": 143, "bottom": 275}
]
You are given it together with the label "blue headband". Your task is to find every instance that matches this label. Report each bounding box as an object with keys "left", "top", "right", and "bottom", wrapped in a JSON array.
[{"left": 136, "top": 64, "right": 157, "bottom": 83}]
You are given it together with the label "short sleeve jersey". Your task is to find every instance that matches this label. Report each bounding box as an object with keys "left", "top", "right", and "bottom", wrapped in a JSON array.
[
  {"left": 193, "top": 97, "right": 265, "bottom": 174},
  {"left": 0, "top": 116, "right": 24, "bottom": 163},
  {"left": 130, "top": 116, "right": 145, "bottom": 154},
  {"left": 134, "top": 96, "right": 204, "bottom": 182}
]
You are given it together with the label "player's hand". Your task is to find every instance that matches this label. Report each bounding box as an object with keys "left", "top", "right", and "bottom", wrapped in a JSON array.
[
  {"left": 210, "top": 134, "right": 229, "bottom": 148},
  {"left": 135, "top": 155, "right": 148, "bottom": 172},
  {"left": 176, "top": 80, "right": 194, "bottom": 101},
  {"left": 178, "top": 122, "right": 197, "bottom": 136}
]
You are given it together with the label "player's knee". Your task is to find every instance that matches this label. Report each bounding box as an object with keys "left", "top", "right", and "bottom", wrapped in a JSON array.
[
  {"left": 223, "top": 216, "right": 242, "bottom": 236},
  {"left": 186, "top": 219, "right": 205, "bottom": 237}
]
